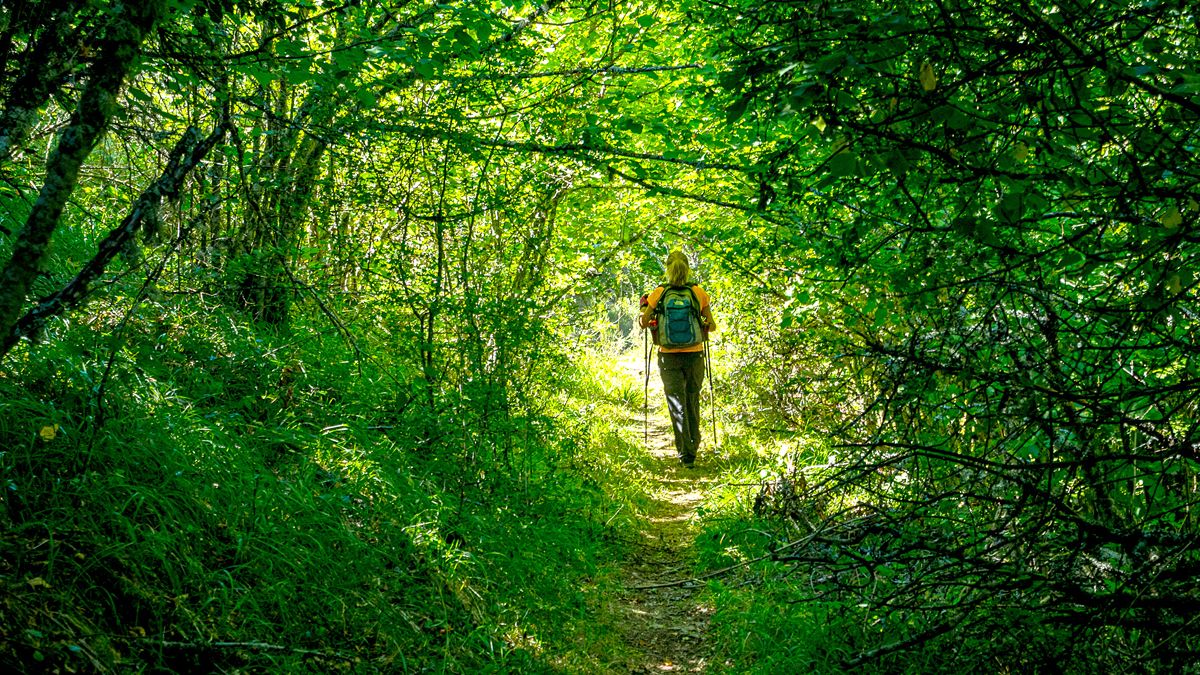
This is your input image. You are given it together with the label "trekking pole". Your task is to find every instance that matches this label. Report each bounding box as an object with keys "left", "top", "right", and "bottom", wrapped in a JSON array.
[
  {"left": 643, "top": 328, "right": 650, "bottom": 447},
  {"left": 640, "top": 293, "right": 652, "bottom": 450},
  {"left": 706, "top": 339, "right": 717, "bottom": 448}
]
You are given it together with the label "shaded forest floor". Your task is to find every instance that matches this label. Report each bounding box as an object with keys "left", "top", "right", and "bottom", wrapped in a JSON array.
[{"left": 604, "top": 352, "right": 717, "bottom": 673}]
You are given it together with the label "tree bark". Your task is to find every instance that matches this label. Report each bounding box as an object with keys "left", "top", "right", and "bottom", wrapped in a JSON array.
[
  {"left": 0, "top": 1, "right": 87, "bottom": 163},
  {"left": 0, "top": 120, "right": 228, "bottom": 358},
  {"left": 0, "top": 0, "right": 163, "bottom": 353}
]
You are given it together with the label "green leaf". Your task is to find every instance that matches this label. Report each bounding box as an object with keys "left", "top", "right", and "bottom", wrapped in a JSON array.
[
  {"left": 873, "top": 303, "right": 889, "bottom": 328},
  {"left": 946, "top": 108, "right": 972, "bottom": 130},
  {"left": 126, "top": 86, "right": 153, "bottom": 103},
  {"left": 474, "top": 20, "right": 494, "bottom": 44},
  {"left": 885, "top": 151, "right": 910, "bottom": 178},
  {"left": 243, "top": 65, "right": 275, "bottom": 89},
  {"left": 283, "top": 64, "right": 312, "bottom": 85},
  {"left": 829, "top": 151, "right": 858, "bottom": 178},
  {"left": 974, "top": 220, "right": 997, "bottom": 244},
  {"left": 725, "top": 94, "right": 751, "bottom": 124},
  {"left": 996, "top": 192, "right": 1023, "bottom": 223},
  {"left": 619, "top": 118, "right": 643, "bottom": 134},
  {"left": 414, "top": 59, "right": 437, "bottom": 79},
  {"left": 451, "top": 26, "right": 477, "bottom": 53},
  {"left": 788, "top": 81, "right": 818, "bottom": 108},
  {"left": 813, "top": 51, "right": 846, "bottom": 74}
]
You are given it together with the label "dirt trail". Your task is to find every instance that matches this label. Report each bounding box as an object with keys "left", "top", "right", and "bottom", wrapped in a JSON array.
[{"left": 611, "top": 352, "right": 716, "bottom": 673}]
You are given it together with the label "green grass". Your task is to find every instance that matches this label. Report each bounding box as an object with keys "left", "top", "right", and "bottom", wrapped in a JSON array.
[{"left": 0, "top": 301, "right": 640, "bottom": 673}]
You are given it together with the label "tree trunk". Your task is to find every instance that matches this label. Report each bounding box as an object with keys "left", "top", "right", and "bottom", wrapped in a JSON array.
[
  {"left": 0, "top": 121, "right": 227, "bottom": 358},
  {"left": 0, "top": 1, "right": 86, "bottom": 163},
  {"left": 0, "top": 0, "right": 163, "bottom": 353}
]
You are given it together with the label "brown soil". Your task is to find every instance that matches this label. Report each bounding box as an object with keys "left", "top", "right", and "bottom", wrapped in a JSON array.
[{"left": 611, "top": 353, "right": 716, "bottom": 673}]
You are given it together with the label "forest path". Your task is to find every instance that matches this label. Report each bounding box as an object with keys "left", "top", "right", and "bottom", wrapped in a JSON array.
[{"left": 608, "top": 350, "right": 716, "bottom": 673}]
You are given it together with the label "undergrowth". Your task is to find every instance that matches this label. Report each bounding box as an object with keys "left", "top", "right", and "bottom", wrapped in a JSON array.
[
  {"left": 691, "top": 429, "right": 861, "bottom": 675},
  {"left": 0, "top": 296, "right": 639, "bottom": 673},
  {"left": 691, "top": 426, "right": 1151, "bottom": 673}
]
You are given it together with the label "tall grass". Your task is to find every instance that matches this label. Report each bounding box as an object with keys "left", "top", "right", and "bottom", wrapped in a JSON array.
[{"left": 0, "top": 297, "right": 637, "bottom": 672}]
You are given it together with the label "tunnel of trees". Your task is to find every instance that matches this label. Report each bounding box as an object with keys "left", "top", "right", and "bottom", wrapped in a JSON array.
[{"left": 1, "top": 0, "right": 1198, "bottom": 672}]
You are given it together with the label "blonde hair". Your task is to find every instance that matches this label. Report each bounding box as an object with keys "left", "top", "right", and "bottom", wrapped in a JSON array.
[{"left": 665, "top": 250, "right": 690, "bottom": 287}]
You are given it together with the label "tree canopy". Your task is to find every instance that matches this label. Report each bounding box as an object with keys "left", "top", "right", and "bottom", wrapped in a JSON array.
[{"left": 2, "top": 0, "right": 1199, "bottom": 671}]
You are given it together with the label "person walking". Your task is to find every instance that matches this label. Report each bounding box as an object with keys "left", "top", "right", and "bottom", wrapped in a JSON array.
[{"left": 640, "top": 251, "right": 717, "bottom": 468}]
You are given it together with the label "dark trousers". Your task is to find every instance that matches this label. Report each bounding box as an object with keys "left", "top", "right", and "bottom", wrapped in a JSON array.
[{"left": 658, "top": 351, "right": 705, "bottom": 462}]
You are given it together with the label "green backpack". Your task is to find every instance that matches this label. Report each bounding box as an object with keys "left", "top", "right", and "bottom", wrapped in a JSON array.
[{"left": 654, "top": 285, "right": 704, "bottom": 348}]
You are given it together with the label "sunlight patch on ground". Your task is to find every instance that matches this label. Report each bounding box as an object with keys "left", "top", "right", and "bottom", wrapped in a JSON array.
[
  {"left": 647, "top": 514, "right": 691, "bottom": 525},
  {"left": 654, "top": 660, "right": 705, "bottom": 671},
  {"left": 603, "top": 346, "right": 715, "bottom": 673},
  {"left": 665, "top": 488, "right": 704, "bottom": 503}
]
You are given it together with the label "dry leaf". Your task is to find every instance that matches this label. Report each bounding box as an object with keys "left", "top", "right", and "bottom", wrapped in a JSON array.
[{"left": 38, "top": 425, "right": 58, "bottom": 442}]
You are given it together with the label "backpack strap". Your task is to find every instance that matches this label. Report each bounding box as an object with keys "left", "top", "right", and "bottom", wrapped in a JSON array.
[
  {"left": 682, "top": 285, "right": 702, "bottom": 318},
  {"left": 650, "top": 283, "right": 667, "bottom": 316},
  {"left": 652, "top": 284, "right": 704, "bottom": 316}
]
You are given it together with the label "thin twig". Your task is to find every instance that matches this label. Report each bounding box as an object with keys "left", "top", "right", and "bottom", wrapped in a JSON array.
[
  {"left": 142, "top": 639, "right": 355, "bottom": 661},
  {"left": 841, "top": 623, "right": 953, "bottom": 668}
]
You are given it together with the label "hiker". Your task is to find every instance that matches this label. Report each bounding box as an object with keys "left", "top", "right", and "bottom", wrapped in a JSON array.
[{"left": 640, "top": 251, "right": 717, "bottom": 468}]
